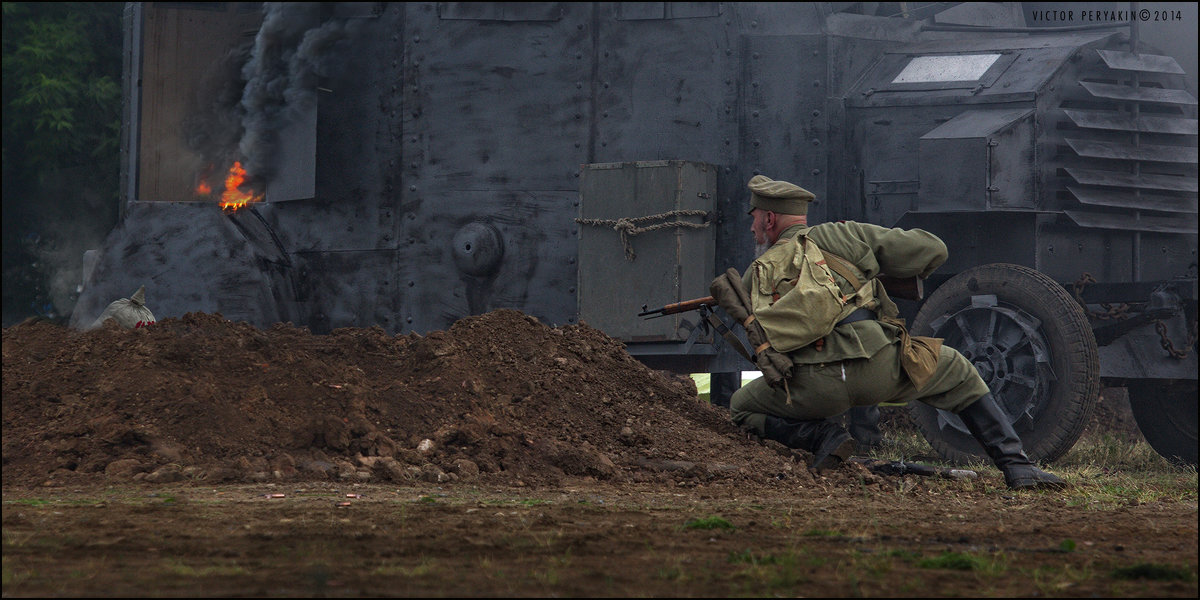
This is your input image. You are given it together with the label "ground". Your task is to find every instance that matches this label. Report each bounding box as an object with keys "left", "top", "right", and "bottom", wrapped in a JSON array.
[{"left": 3, "top": 310, "right": 1197, "bottom": 597}]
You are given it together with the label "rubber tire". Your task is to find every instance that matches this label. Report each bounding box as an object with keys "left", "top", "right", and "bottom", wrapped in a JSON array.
[
  {"left": 1127, "top": 379, "right": 1198, "bottom": 467},
  {"left": 909, "top": 264, "right": 1099, "bottom": 465}
]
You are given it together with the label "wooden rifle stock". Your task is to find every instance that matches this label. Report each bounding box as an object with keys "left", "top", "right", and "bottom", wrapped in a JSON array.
[
  {"left": 875, "top": 275, "right": 924, "bottom": 301},
  {"left": 639, "top": 296, "right": 716, "bottom": 318}
]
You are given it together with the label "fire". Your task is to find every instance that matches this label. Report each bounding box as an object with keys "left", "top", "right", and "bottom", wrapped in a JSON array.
[
  {"left": 194, "top": 161, "right": 263, "bottom": 213},
  {"left": 218, "top": 161, "right": 263, "bottom": 212}
]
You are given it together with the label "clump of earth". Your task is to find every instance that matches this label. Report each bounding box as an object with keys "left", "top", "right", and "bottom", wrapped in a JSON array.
[{"left": 3, "top": 310, "right": 851, "bottom": 490}]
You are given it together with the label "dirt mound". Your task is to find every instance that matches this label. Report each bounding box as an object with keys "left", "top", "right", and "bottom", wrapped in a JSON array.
[{"left": 4, "top": 310, "right": 827, "bottom": 490}]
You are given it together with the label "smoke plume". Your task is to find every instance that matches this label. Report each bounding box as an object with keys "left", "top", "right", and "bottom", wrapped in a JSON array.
[
  {"left": 186, "top": 3, "right": 355, "bottom": 194},
  {"left": 238, "top": 3, "right": 352, "bottom": 186}
]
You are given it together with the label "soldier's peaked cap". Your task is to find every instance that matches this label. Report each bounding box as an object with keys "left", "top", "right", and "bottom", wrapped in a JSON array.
[{"left": 747, "top": 175, "right": 816, "bottom": 216}]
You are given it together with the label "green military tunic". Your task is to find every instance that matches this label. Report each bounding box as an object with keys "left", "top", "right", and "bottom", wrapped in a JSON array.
[{"left": 730, "top": 222, "right": 990, "bottom": 435}]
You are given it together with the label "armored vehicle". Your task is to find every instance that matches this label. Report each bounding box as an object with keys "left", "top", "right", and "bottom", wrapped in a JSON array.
[{"left": 75, "top": 3, "right": 1196, "bottom": 465}]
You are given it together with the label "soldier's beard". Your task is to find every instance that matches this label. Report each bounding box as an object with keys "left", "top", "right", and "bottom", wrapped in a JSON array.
[{"left": 754, "top": 242, "right": 771, "bottom": 258}]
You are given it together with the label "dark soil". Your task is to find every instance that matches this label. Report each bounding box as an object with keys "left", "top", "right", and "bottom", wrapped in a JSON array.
[
  {"left": 3, "top": 310, "right": 821, "bottom": 490},
  {"left": 3, "top": 310, "right": 1195, "bottom": 597}
]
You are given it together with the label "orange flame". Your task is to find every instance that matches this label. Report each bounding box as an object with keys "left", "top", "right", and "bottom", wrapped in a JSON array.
[
  {"left": 195, "top": 161, "right": 262, "bottom": 212},
  {"left": 218, "top": 161, "right": 263, "bottom": 213}
]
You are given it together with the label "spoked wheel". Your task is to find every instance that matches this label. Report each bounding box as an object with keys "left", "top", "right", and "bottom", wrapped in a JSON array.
[
  {"left": 1127, "top": 378, "right": 1198, "bottom": 467},
  {"left": 910, "top": 264, "right": 1099, "bottom": 464}
]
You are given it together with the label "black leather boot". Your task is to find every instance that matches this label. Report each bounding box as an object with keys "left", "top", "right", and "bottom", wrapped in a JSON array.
[
  {"left": 956, "top": 393, "right": 1067, "bottom": 490},
  {"left": 763, "top": 415, "right": 857, "bottom": 470},
  {"left": 846, "top": 405, "right": 883, "bottom": 450}
]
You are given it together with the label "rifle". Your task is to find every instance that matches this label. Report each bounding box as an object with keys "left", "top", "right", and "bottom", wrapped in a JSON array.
[
  {"left": 638, "top": 296, "right": 716, "bottom": 319},
  {"left": 639, "top": 295, "right": 756, "bottom": 363},
  {"left": 849, "top": 457, "right": 977, "bottom": 480},
  {"left": 638, "top": 273, "right": 923, "bottom": 318}
]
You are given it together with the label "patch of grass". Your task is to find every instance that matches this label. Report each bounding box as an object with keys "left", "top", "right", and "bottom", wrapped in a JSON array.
[
  {"left": 2, "top": 556, "right": 33, "bottom": 586},
  {"left": 162, "top": 559, "right": 247, "bottom": 577},
  {"left": 1057, "top": 539, "right": 1077, "bottom": 553},
  {"left": 917, "top": 550, "right": 1008, "bottom": 576},
  {"left": 1111, "top": 562, "right": 1195, "bottom": 582},
  {"left": 1027, "top": 564, "right": 1094, "bottom": 595},
  {"left": 872, "top": 425, "right": 1197, "bottom": 505},
  {"left": 657, "top": 559, "right": 687, "bottom": 582},
  {"left": 869, "top": 428, "right": 935, "bottom": 459},
  {"left": 684, "top": 516, "right": 734, "bottom": 531},
  {"left": 1062, "top": 470, "right": 1196, "bottom": 509},
  {"left": 882, "top": 549, "right": 921, "bottom": 562},
  {"left": 6, "top": 498, "right": 52, "bottom": 507},
  {"left": 1062, "top": 433, "right": 1172, "bottom": 470},
  {"left": 4, "top": 497, "right": 107, "bottom": 508},
  {"left": 533, "top": 554, "right": 573, "bottom": 587},
  {"left": 801, "top": 528, "right": 840, "bottom": 537},
  {"left": 918, "top": 551, "right": 979, "bottom": 571},
  {"left": 372, "top": 557, "right": 438, "bottom": 577},
  {"left": 728, "top": 549, "right": 783, "bottom": 566},
  {"left": 3, "top": 531, "right": 37, "bottom": 549},
  {"left": 729, "top": 549, "right": 812, "bottom": 592}
]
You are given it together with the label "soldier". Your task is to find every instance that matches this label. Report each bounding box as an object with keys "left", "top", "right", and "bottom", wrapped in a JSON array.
[{"left": 726, "top": 175, "right": 1066, "bottom": 490}]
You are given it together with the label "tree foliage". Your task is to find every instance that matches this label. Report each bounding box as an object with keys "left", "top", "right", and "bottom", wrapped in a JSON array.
[
  {"left": 3, "top": 2, "right": 122, "bottom": 171},
  {"left": 3, "top": 2, "right": 124, "bottom": 324}
]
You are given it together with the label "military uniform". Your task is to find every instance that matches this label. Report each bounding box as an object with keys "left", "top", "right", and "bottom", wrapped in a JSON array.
[
  {"left": 729, "top": 175, "right": 1066, "bottom": 490},
  {"left": 730, "top": 221, "right": 989, "bottom": 437}
]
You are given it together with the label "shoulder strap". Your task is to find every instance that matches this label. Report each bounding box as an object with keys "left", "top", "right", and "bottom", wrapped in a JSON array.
[{"left": 819, "top": 248, "right": 867, "bottom": 290}]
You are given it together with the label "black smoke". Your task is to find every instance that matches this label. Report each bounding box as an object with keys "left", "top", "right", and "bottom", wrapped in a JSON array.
[{"left": 185, "top": 2, "right": 356, "bottom": 193}]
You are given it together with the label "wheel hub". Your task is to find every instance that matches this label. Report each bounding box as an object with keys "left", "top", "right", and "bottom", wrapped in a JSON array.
[
  {"left": 929, "top": 300, "right": 1053, "bottom": 434},
  {"left": 963, "top": 344, "right": 1006, "bottom": 385}
]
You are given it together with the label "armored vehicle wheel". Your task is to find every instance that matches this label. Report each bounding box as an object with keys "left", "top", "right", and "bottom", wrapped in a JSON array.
[
  {"left": 1127, "top": 379, "right": 1198, "bottom": 467},
  {"left": 909, "top": 264, "right": 1099, "bottom": 465}
]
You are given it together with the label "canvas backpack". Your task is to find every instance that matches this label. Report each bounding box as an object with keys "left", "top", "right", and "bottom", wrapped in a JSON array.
[{"left": 749, "top": 229, "right": 867, "bottom": 352}]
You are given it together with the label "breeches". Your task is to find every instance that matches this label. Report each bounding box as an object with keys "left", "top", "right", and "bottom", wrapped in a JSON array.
[{"left": 730, "top": 340, "right": 989, "bottom": 436}]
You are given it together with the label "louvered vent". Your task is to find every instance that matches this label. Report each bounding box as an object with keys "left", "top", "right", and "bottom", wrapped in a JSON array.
[{"left": 1058, "top": 48, "right": 1197, "bottom": 233}]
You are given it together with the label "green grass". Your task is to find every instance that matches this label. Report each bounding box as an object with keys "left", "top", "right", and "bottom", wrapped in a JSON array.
[
  {"left": 917, "top": 551, "right": 1010, "bottom": 577},
  {"left": 371, "top": 557, "right": 438, "bottom": 577},
  {"left": 801, "top": 528, "right": 841, "bottom": 537},
  {"left": 863, "top": 425, "right": 1196, "bottom": 504},
  {"left": 1111, "top": 562, "right": 1196, "bottom": 582},
  {"left": 4, "top": 498, "right": 107, "bottom": 507},
  {"left": 683, "top": 516, "right": 735, "bottom": 531},
  {"left": 728, "top": 548, "right": 813, "bottom": 592},
  {"left": 162, "top": 559, "right": 248, "bottom": 577},
  {"left": 918, "top": 551, "right": 984, "bottom": 571}
]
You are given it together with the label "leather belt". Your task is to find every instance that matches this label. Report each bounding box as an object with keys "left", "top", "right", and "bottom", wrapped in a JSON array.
[{"left": 836, "top": 307, "right": 876, "bottom": 327}]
